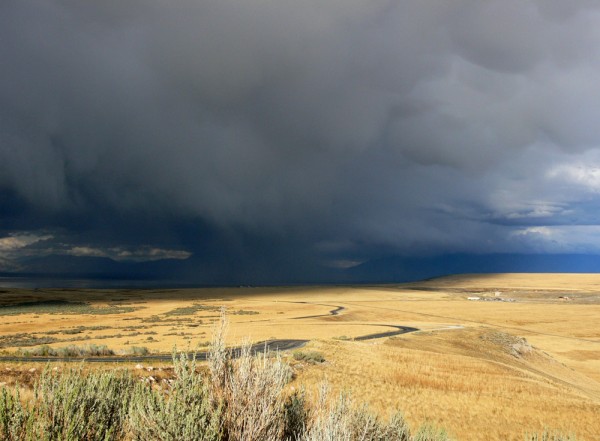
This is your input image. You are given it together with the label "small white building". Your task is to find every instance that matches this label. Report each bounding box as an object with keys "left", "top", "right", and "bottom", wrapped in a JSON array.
[{"left": 467, "top": 296, "right": 481, "bottom": 301}]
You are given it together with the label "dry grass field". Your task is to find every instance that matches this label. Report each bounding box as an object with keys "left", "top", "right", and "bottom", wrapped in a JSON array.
[{"left": 1, "top": 273, "right": 599, "bottom": 440}]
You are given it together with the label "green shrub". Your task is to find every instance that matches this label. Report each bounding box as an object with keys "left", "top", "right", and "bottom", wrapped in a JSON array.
[
  {"left": 293, "top": 351, "right": 325, "bottom": 364},
  {"left": 18, "top": 345, "right": 55, "bottom": 357},
  {"left": 56, "top": 344, "right": 114, "bottom": 357},
  {"left": 209, "top": 313, "right": 293, "bottom": 441},
  {"left": 33, "top": 365, "right": 135, "bottom": 440},
  {"left": 412, "top": 423, "right": 450, "bottom": 441},
  {"left": 124, "top": 346, "right": 149, "bottom": 356},
  {"left": 18, "top": 344, "right": 115, "bottom": 358},
  {"left": 164, "top": 304, "right": 220, "bottom": 316},
  {"left": 0, "top": 386, "right": 34, "bottom": 441},
  {"left": 283, "top": 389, "right": 309, "bottom": 441},
  {"left": 299, "top": 384, "right": 412, "bottom": 441},
  {"left": 128, "top": 352, "right": 222, "bottom": 441},
  {"left": 1, "top": 335, "right": 59, "bottom": 349}
]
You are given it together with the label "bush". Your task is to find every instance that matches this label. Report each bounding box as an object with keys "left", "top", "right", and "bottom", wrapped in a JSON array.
[
  {"left": 298, "top": 383, "right": 412, "bottom": 441},
  {"left": 128, "top": 352, "right": 222, "bottom": 441},
  {"left": 0, "top": 387, "right": 34, "bottom": 441},
  {"left": 283, "top": 389, "right": 309, "bottom": 441},
  {"left": 56, "top": 344, "right": 114, "bottom": 357},
  {"left": 17, "top": 344, "right": 115, "bottom": 358},
  {"left": 412, "top": 424, "right": 450, "bottom": 441},
  {"left": 209, "top": 312, "right": 293, "bottom": 441},
  {"left": 293, "top": 351, "right": 325, "bottom": 364},
  {"left": 124, "top": 346, "right": 150, "bottom": 356},
  {"left": 33, "top": 366, "right": 134, "bottom": 440}
]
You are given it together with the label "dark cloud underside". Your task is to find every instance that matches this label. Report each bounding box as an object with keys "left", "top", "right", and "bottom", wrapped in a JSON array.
[{"left": 3, "top": 0, "right": 600, "bottom": 281}]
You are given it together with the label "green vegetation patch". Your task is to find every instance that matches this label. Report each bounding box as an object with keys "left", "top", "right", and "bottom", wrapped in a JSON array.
[
  {"left": 292, "top": 350, "right": 325, "bottom": 364},
  {"left": 61, "top": 325, "right": 112, "bottom": 335},
  {"left": 163, "top": 303, "right": 221, "bottom": 316},
  {"left": 15, "top": 344, "right": 151, "bottom": 357},
  {"left": 0, "top": 300, "right": 138, "bottom": 316},
  {"left": 163, "top": 304, "right": 259, "bottom": 317},
  {"left": 0, "top": 334, "right": 59, "bottom": 348},
  {"left": 141, "top": 315, "right": 194, "bottom": 323},
  {"left": 17, "top": 344, "right": 115, "bottom": 357},
  {"left": 233, "top": 309, "right": 259, "bottom": 315},
  {"left": 123, "top": 346, "right": 150, "bottom": 356}
]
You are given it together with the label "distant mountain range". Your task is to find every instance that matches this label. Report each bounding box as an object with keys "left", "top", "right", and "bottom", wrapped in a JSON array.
[
  {"left": 345, "top": 253, "right": 600, "bottom": 283},
  {"left": 2, "top": 253, "right": 600, "bottom": 286}
]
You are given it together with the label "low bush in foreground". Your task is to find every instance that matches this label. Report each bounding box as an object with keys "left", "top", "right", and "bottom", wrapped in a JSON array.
[
  {"left": 0, "top": 314, "right": 580, "bottom": 440},
  {"left": 129, "top": 351, "right": 222, "bottom": 441},
  {"left": 0, "top": 365, "right": 133, "bottom": 440}
]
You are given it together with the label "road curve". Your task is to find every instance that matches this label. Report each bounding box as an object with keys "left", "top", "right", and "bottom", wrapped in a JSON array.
[
  {"left": 288, "top": 301, "right": 346, "bottom": 319},
  {"left": 354, "top": 325, "right": 419, "bottom": 341}
]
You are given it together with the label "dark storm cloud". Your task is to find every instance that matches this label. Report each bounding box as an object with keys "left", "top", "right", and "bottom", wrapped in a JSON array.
[{"left": 3, "top": 0, "right": 600, "bottom": 277}]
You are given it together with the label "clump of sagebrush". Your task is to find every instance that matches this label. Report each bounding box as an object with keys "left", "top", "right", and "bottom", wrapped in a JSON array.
[
  {"left": 121, "top": 346, "right": 150, "bottom": 356},
  {"left": 293, "top": 350, "right": 325, "bottom": 364},
  {"left": 128, "top": 351, "right": 222, "bottom": 441},
  {"left": 298, "top": 382, "right": 413, "bottom": 441},
  {"left": 283, "top": 388, "right": 309, "bottom": 440},
  {"left": 17, "top": 344, "right": 115, "bottom": 357},
  {"left": 0, "top": 333, "right": 59, "bottom": 349},
  {"left": 33, "top": 365, "right": 135, "bottom": 440},
  {"left": 208, "top": 312, "right": 293, "bottom": 441},
  {"left": 412, "top": 424, "right": 450, "bottom": 441},
  {"left": 0, "top": 386, "right": 33, "bottom": 440},
  {"left": 0, "top": 365, "right": 135, "bottom": 440}
]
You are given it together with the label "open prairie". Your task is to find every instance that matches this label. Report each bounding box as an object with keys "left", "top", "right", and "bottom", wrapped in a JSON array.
[{"left": 1, "top": 273, "right": 600, "bottom": 440}]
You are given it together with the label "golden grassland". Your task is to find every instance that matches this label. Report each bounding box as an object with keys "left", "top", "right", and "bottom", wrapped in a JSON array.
[{"left": 1, "top": 273, "right": 600, "bottom": 440}]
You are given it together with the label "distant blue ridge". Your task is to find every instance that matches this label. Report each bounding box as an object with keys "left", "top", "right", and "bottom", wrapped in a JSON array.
[{"left": 2, "top": 253, "right": 600, "bottom": 288}]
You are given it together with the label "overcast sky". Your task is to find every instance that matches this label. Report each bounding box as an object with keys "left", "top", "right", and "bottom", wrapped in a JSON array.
[{"left": 2, "top": 0, "right": 600, "bottom": 281}]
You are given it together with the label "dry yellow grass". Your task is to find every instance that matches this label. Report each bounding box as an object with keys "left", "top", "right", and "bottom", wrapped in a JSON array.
[
  {"left": 0, "top": 273, "right": 599, "bottom": 440},
  {"left": 293, "top": 332, "right": 600, "bottom": 441}
]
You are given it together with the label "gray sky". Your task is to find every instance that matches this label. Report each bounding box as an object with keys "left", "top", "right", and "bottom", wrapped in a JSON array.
[{"left": 2, "top": 0, "right": 600, "bottom": 280}]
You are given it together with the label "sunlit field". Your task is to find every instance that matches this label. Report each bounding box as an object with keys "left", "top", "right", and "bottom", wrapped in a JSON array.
[{"left": 1, "top": 273, "right": 599, "bottom": 440}]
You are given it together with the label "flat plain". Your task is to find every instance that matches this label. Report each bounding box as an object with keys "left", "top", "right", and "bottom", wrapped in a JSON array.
[{"left": 1, "top": 273, "right": 599, "bottom": 440}]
